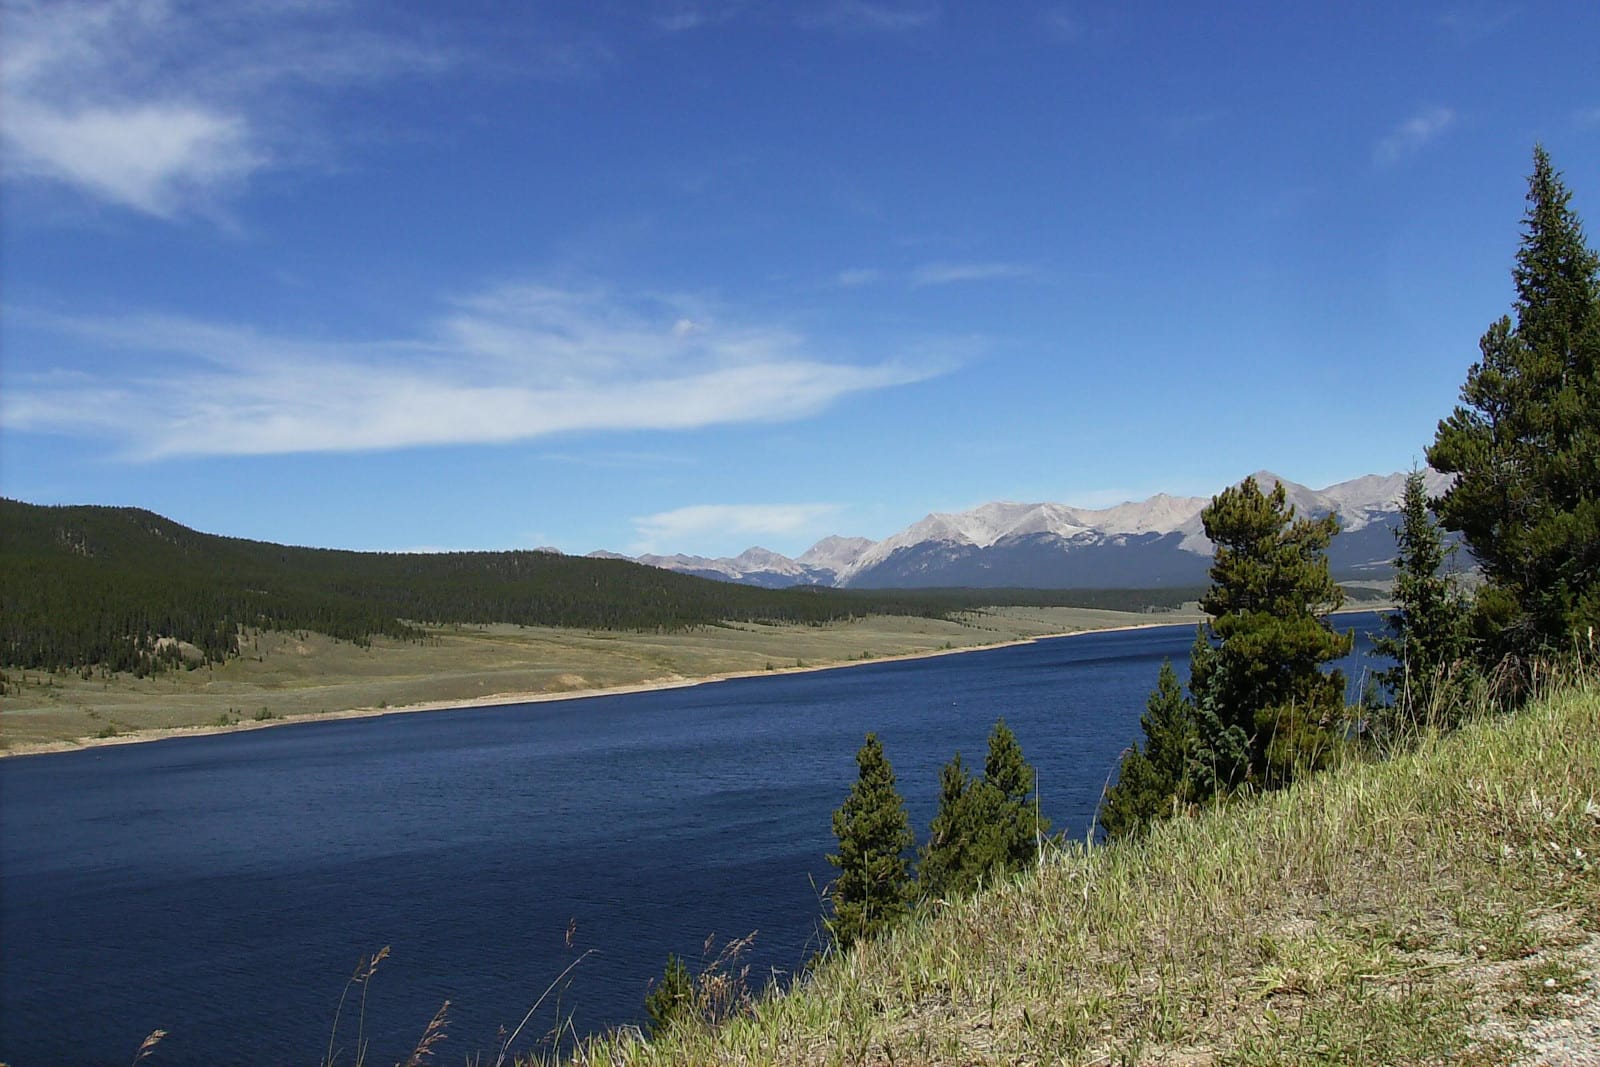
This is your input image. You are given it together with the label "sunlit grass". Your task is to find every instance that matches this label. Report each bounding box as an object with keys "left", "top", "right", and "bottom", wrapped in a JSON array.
[{"left": 562, "top": 672, "right": 1599, "bottom": 1065}]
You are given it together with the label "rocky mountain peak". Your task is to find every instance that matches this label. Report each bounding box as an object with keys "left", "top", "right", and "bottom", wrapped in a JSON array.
[{"left": 596, "top": 469, "right": 1456, "bottom": 590}]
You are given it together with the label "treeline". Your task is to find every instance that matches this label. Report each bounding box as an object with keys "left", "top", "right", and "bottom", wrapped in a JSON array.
[
  {"left": 0, "top": 500, "right": 1200, "bottom": 675},
  {"left": 0, "top": 501, "right": 918, "bottom": 672}
]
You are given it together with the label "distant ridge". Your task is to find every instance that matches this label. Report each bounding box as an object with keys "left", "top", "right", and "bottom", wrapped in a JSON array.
[
  {"left": 0, "top": 499, "right": 1204, "bottom": 674},
  {"left": 0, "top": 499, "right": 963, "bottom": 674},
  {"left": 594, "top": 470, "right": 1456, "bottom": 590}
]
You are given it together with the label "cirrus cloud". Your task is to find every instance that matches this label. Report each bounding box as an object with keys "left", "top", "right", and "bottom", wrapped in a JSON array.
[
  {"left": 911, "top": 261, "right": 1033, "bottom": 286},
  {"left": 631, "top": 502, "right": 842, "bottom": 554},
  {"left": 835, "top": 261, "right": 1034, "bottom": 288},
  {"left": 1, "top": 285, "right": 947, "bottom": 459},
  {"left": 800, "top": 1, "right": 939, "bottom": 33},
  {"left": 1374, "top": 106, "right": 1456, "bottom": 166},
  {"left": 0, "top": 0, "right": 458, "bottom": 217}
]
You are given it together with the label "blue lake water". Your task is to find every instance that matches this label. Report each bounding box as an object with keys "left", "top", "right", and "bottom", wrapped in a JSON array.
[{"left": 0, "top": 612, "right": 1388, "bottom": 1066}]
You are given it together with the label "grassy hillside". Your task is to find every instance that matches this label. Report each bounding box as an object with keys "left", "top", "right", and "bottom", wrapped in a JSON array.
[
  {"left": 562, "top": 678, "right": 1599, "bottom": 1066},
  {"left": 0, "top": 499, "right": 1205, "bottom": 676}
]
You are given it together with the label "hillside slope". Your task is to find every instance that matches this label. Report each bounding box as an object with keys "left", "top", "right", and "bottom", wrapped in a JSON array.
[
  {"left": 0, "top": 501, "right": 1063, "bottom": 673},
  {"left": 575, "top": 681, "right": 1600, "bottom": 1065}
]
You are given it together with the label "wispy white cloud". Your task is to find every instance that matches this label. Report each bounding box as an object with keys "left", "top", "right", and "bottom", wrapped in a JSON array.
[
  {"left": 0, "top": 0, "right": 458, "bottom": 217},
  {"left": 653, "top": 4, "right": 746, "bottom": 32},
  {"left": 835, "top": 261, "right": 1033, "bottom": 288},
  {"left": 1, "top": 286, "right": 945, "bottom": 459},
  {"left": 1374, "top": 106, "right": 1456, "bottom": 166},
  {"left": 836, "top": 267, "right": 885, "bottom": 287},
  {"left": 801, "top": 1, "right": 939, "bottom": 33},
  {"left": 3, "top": 100, "right": 261, "bottom": 216},
  {"left": 1576, "top": 106, "right": 1600, "bottom": 127},
  {"left": 631, "top": 503, "right": 841, "bottom": 553},
  {"left": 910, "top": 261, "right": 1032, "bottom": 286},
  {"left": 653, "top": 0, "right": 935, "bottom": 35}
]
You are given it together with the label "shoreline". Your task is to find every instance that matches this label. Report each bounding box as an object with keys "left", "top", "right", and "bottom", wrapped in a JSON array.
[
  {"left": 2, "top": 605, "right": 1387, "bottom": 761},
  {"left": 0, "top": 619, "right": 1188, "bottom": 760}
]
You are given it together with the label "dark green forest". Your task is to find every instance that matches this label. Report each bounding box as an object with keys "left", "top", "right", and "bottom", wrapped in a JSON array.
[{"left": 0, "top": 499, "right": 1206, "bottom": 675}]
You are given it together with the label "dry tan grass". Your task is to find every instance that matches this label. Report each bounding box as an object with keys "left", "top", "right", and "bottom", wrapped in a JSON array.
[{"left": 0, "top": 606, "right": 1200, "bottom": 754}]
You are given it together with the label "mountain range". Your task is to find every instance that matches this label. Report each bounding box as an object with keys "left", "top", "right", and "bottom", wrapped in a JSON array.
[{"left": 589, "top": 470, "right": 1455, "bottom": 590}]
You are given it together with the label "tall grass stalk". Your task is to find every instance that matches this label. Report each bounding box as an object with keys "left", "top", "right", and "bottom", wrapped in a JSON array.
[
  {"left": 323, "top": 945, "right": 389, "bottom": 1067},
  {"left": 129, "top": 1029, "right": 165, "bottom": 1066},
  {"left": 493, "top": 948, "right": 596, "bottom": 1067},
  {"left": 399, "top": 999, "right": 450, "bottom": 1067}
]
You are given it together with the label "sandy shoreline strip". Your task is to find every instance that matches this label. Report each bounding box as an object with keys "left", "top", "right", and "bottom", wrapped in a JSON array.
[{"left": 0, "top": 620, "right": 1187, "bottom": 760}]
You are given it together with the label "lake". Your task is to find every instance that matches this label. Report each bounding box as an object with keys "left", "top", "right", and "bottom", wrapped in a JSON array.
[{"left": 0, "top": 612, "right": 1388, "bottom": 1066}]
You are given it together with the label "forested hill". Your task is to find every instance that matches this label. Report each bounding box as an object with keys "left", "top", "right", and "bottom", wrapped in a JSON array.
[{"left": 0, "top": 499, "right": 1202, "bottom": 675}]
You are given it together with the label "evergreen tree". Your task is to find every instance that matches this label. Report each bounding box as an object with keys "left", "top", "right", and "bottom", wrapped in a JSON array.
[
  {"left": 981, "top": 718, "right": 1049, "bottom": 872},
  {"left": 1372, "top": 469, "right": 1470, "bottom": 730},
  {"left": 919, "top": 721, "right": 1051, "bottom": 898},
  {"left": 1191, "top": 476, "right": 1352, "bottom": 788},
  {"left": 1099, "top": 660, "right": 1198, "bottom": 838},
  {"left": 643, "top": 954, "right": 693, "bottom": 1033},
  {"left": 827, "top": 733, "right": 914, "bottom": 950},
  {"left": 918, "top": 752, "right": 990, "bottom": 899},
  {"left": 1428, "top": 146, "right": 1600, "bottom": 661}
]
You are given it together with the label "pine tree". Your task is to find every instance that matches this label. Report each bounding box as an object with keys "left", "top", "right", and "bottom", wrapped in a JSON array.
[
  {"left": 918, "top": 752, "right": 988, "bottom": 899},
  {"left": 1099, "top": 660, "right": 1198, "bottom": 838},
  {"left": 1191, "top": 476, "right": 1352, "bottom": 788},
  {"left": 1373, "top": 469, "right": 1469, "bottom": 731},
  {"left": 1428, "top": 146, "right": 1600, "bottom": 661},
  {"left": 643, "top": 954, "right": 693, "bottom": 1033},
  {"left": 827, "top": 733, "right": 914, "bottom": 950},
  {"left": 981, "top": 718, "right": 1049, "bottom": 872},
  {"left": 919, "top": 720, "right": 1051, "bottom": 897}
]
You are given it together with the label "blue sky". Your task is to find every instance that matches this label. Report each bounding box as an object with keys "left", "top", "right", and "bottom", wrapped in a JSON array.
[{"left": 3, "top": 2, "right": 1597, "bottom": 558}]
